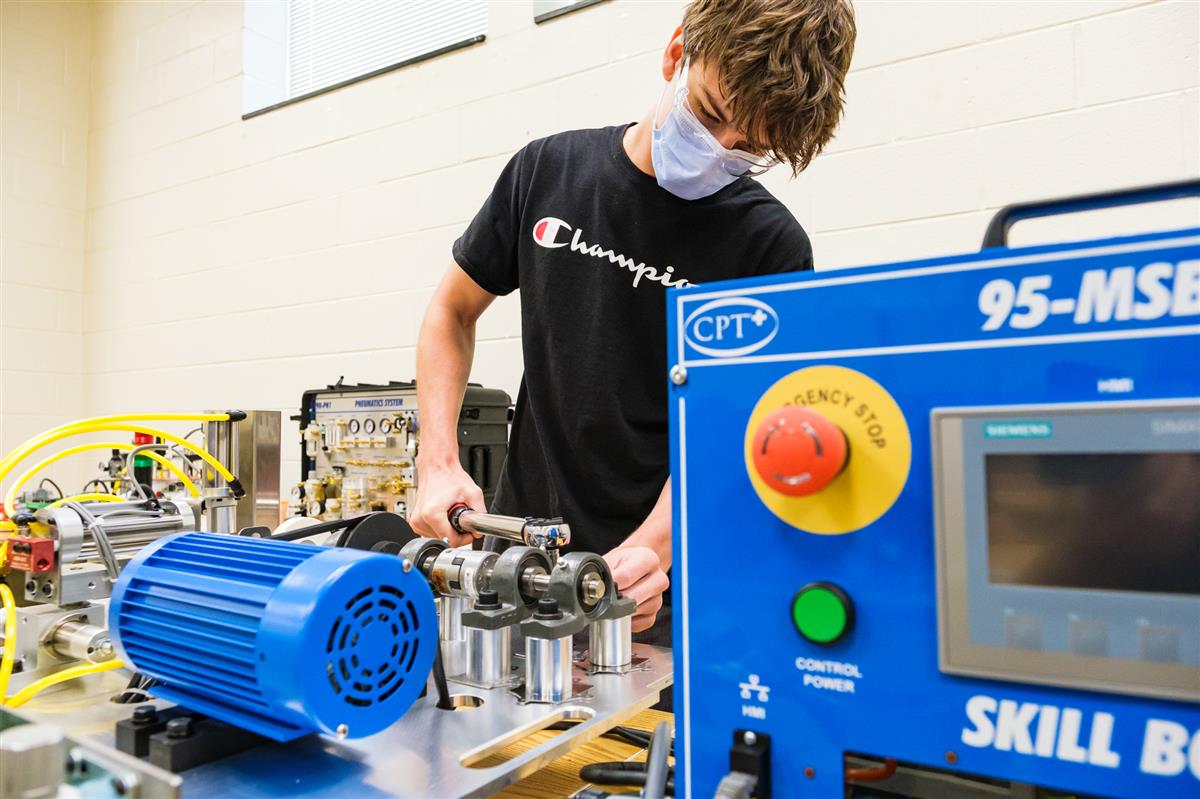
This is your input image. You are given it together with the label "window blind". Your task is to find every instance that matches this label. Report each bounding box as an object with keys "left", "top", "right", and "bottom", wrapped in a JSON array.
[{"left": 286, "top": 0, "right": 487, "bottom": 99}]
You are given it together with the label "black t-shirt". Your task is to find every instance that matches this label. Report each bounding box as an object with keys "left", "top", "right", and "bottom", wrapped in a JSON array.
[{"left": 453, "top": 123, "right": 812, "bottom": 557}]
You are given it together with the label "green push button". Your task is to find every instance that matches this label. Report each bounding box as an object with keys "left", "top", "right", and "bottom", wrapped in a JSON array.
[{"left": 791, "top": 582, "right": 854, "bottom": 645}]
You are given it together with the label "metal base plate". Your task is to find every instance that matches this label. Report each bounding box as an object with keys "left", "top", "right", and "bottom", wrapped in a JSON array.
[{"left": 20, "top": 644, "right": 672, "bottom": 799}]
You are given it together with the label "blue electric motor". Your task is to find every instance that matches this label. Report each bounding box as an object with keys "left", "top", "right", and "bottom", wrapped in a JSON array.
[{"left": 109, "top": 532, "right": 437, "bottom": 742}]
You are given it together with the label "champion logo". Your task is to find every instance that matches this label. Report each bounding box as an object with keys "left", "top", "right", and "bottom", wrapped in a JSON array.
[
  {"left": 531, "top": 216, "right": 692, "bottom": 290},
  {"left": 532, "top": 217, "right": 572, "bottom": 248}
]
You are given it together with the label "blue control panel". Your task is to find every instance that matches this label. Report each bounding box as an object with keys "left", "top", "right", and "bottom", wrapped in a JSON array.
[{"left": 668, "top": 226, "right": 1200, "bottom": 798}]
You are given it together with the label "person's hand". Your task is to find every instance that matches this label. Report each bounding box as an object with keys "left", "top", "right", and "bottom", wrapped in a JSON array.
[
  {"left": 603, "top": 546, "right": 669, "bottom": 633},
  {"left": 409, "top": 460, "right": 484, "bottom": 548}
]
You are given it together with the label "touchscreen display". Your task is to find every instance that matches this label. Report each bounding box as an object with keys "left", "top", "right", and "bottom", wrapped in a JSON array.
[{"left": 986, "top": 452, "right": 1200, "bottom": 595}]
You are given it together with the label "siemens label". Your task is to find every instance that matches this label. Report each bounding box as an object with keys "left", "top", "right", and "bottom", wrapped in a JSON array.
[{"left": 984, "top": 421, "right": 1052, "bottom": 438}]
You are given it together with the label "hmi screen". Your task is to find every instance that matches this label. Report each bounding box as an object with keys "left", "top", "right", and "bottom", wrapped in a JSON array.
[{"left": 985, "top": 452, "right": 1200, "bottom": 596}]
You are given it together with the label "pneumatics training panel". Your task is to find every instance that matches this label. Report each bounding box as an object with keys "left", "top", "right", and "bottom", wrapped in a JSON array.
[{"left": 293, "top": 382, "right": 511, "bottom": 522}]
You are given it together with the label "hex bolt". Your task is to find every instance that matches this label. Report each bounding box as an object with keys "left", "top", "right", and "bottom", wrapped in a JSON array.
[
  {"left": 533, "top": 597, "right": 562, "bottom": 620},
  {"left": 165, "top": 716, "right": 195, "bottom": 739},
  {"left": 94, "top": 639, "right": 115, "bottom": 661},
  {"left": 132, "top": 705, "right": 158, "bottom": 724},
  {"left": 111, "top": 775, "right": 132, "bottom": 796}
]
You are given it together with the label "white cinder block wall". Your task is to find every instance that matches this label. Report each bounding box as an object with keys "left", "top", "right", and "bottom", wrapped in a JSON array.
[
  {"left": 0, "top": 0, "right": 92, "bottom": 496},
  {"left": 2, "top": 0, "right": 1197, "bottom": 503}
]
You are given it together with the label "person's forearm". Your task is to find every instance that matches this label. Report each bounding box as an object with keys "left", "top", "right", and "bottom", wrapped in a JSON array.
[
  {"left": 415, "top": 300, "right": 476, "bottom": 468},
  {"left": 617, "top": 478, "right": 672, "bottom": 571}
]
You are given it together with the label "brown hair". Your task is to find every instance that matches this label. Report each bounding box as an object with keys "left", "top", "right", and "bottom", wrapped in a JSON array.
[{"left": 681, "top": 0, "right": 856, "bottom": 174}]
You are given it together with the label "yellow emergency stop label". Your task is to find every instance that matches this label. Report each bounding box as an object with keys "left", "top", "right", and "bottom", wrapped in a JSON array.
[{"left": 745, "top": 365, "right": 911, "bottom": 534}]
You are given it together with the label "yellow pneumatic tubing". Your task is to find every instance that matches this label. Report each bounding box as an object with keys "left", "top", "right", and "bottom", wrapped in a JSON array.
[
  {"left": 4, "top": 658, "right": 126, "bottom": 708},
  {"left": 0, "top": 413, "right": 229, "bottom": 477},
  {"left": 1, "top": 422, "right": 236, "bottom": 490},
  {"left": 0, "top": 583, "right": 15, "bottom": 703},
  {"left": 46, "top": 493, "right": 125, "bottom": 509},
  {"left": 4, "top": 442, "right": 200, "bottom": 513}
]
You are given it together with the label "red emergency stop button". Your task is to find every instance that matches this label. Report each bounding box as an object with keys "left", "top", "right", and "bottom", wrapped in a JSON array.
[{"left": 751, "top": 406, "right": 848, "bottom": 496}]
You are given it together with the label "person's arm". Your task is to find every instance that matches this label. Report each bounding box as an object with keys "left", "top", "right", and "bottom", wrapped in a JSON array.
[
  {"left": 408, "top": 262, "right": 498, "bottom": 547},
  {"left": 603, "top": 478, "right": 672, "bottom": 632}
]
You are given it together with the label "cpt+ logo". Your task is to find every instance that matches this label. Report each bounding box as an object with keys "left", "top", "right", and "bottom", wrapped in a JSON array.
[{"left": 684, "top": 297, "right": 779, "bottom": 358}]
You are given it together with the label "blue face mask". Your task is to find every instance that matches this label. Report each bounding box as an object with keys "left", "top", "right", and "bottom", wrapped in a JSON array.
[
  {"left": 650, "top": 61, "right": 775, "bottom": 201},
  {"left": 651, "top": 103, "right": 740, "bottom": 201}
]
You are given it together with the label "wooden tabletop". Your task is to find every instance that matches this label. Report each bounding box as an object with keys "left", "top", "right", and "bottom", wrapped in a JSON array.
[{"left": 495, "top": 709, "right": 673, "bottom": 798}]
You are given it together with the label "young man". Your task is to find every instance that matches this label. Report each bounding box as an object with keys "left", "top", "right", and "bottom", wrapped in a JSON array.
[{"left": 410, "top": 1, "right": 856, "bottom": 647}]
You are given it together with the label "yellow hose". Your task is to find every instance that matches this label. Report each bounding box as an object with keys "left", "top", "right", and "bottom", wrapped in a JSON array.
[
  {"left": 2, "top": 422, "right": 237, "bottom": 490},
  {"left": 4, "top": 441, "right": 128, "bottom": 512},
  {"left": 4, "top": 441, "right": 199, "bottom": 513},
  {"left": 46, "top": 493, "right": 124, "bottom": 509},
  {"left": 0, "top": 413, "right": 229, "bottom": 476},
  {"left": 4, "top": 659, "right": 126, "bottom": 708},
  {"left": 0, "top": 583, "right": 16, "bottom": 703}
]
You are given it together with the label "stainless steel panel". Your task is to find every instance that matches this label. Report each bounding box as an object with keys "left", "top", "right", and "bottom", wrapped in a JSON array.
[{"left": 236, "top": 410, "right": 281, "bottom": 531}]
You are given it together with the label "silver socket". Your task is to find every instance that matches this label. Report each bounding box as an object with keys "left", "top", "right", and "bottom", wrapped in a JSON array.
[
  {"left": 524, "top": 636, "right": 573, "bottom": 703},
  {"left": 438, "top": 595, "right": 467, "bottom": 678},
  {"left": 465, "top": 626, "right": 512, "bottom": 687},
  {"left": 589, "top": 616, "right": 632, "bottom": 674}
]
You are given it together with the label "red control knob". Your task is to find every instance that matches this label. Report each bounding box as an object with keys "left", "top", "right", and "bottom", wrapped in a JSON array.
[{"left": 751, "top": 406, "right": 849, "bottom": 496}]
